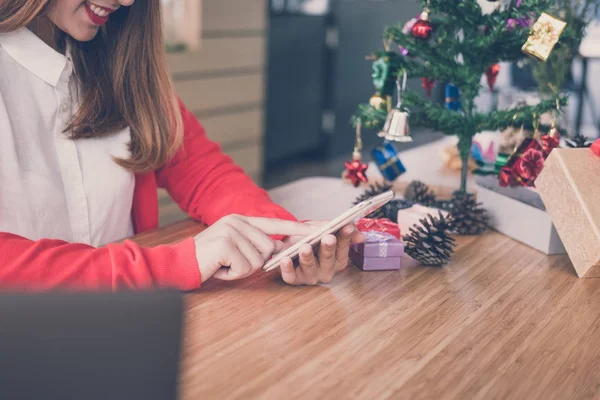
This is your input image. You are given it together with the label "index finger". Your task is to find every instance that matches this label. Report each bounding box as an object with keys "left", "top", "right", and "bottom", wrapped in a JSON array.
[{"left": 242, "top": 216, "right": 318, "bottom": 236}]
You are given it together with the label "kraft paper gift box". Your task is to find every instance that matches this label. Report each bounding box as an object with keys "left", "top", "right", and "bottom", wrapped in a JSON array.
[
  {"left": 535, "top": 148, "right": 600, "bottom": 277},
  {"left": 350, "top": 231, "right": 404, "bottom": 271},
  {"left": 475, "top": 175, "right": 565, "bottom": 255}
]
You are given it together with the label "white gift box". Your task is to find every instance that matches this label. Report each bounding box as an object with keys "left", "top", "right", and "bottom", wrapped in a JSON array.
[
  {"left": 397, "top": 204, "right": 450, "bottom": 236},
  {"left": 475, "top": 176, "right": 565, "bottom": 255}
]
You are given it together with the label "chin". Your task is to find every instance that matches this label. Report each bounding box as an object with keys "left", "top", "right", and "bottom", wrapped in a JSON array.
[{"left": 69, "top": 27, "right": 100, "bottom": 42}]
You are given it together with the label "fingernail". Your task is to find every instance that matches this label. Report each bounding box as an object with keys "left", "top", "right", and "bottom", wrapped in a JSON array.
[
  {"left": 301, "top": 244, "right": 312, "bottom": 254},
  {"left": 323, "top": 237, "right": 336, "bottom": 247}
]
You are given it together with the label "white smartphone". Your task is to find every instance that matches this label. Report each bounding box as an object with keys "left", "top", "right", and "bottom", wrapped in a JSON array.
[{"left": 262, "top": 190, "right": 394, "bottom": 272}]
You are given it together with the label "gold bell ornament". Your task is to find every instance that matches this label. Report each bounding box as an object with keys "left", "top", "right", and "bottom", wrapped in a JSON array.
[{"left": 378, "top": 70, "right": 412, "bottom": 142}]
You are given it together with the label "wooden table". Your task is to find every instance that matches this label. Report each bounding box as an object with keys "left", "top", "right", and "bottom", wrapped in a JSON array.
[{"left": 131, "top": 218, "right": 600, "bottom": 400}]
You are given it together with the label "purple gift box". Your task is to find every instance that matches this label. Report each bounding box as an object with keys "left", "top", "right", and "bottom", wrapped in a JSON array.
[{"left": 350, "top": 231, "right": 404, "bottom": 271}]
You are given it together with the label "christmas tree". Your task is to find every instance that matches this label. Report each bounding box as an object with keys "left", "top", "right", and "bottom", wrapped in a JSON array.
[{"left": 351, "top": 0, "right": 574, "bottom": 193}]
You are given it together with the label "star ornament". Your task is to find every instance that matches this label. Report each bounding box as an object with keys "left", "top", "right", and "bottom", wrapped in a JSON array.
[{"left": 344, "top": 158, "right": 369, "bottom": 187}]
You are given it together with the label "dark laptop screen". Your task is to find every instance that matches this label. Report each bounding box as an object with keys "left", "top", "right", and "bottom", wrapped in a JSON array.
[{"left": 0, "top": 290, "right": 183, "bottom": 400}]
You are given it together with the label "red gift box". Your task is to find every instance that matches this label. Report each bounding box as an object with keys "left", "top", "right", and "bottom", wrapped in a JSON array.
[{"left": 356, "top": 218, "right": 401, "bottom": 239}]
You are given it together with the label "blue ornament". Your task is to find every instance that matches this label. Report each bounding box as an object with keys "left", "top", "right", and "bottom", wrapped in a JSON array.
[
  {"left": 445, "top": 84, "right": 461, "bottom": 111},
  {"left": 371, "top": 141, "right": 406, "bottom": 182}
]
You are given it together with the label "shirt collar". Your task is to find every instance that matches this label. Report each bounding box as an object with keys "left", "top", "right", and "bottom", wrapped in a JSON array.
[{"left": 0, "top": 27, "right": 68, "bottom": 87}]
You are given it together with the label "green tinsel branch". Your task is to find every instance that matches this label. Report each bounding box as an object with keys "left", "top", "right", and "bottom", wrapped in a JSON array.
[
  {"left": 476, "top": 96, "right": 569, "bottom": 131},
  {"left": 351, "top": 104, "right": 387, "bottom": 130},
  {"left": 409, "top": 0, "right": 561, "bottom": 71},
  {"left": 382, "top": 0, "right": 581, "bottom": 90},
  {"left": 402, "top": 91, "right": 469, "bottom": 136},
  {"left": 369, "top": 47, "right": 477, "bottom": 90},
  {"left": 353, "top": 94, "right": 568, "bottom": 138},
  {"left": 384, "top": 24, "right": 469, "bottom": 82}
]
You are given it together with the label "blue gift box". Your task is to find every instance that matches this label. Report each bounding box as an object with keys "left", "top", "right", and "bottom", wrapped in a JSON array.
[
  {"left": 445, "top": 84, "right": 461, "bottom": 111},
  {"left": 371, "top": 141, "right": 406, "bottom": 182}
]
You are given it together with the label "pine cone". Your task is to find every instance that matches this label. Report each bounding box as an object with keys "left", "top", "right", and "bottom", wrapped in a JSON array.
[
  {"left": 353, "top": 182, "right": 393, "bottom": 204},
  {"left": 440, "top": 191, "right": 489, "bottom": 235},
  {"left": 404, "top": 181, "right": 436, "bottom": 207},
  {"left": 565, "top": 133, "right": 592, "bottom": 148},
  {"left": 381, "top": 199, "right": 414, "bottom": 223},
  {"left": 434, "top": 199, "right": 452, "bottom": 211},
  {"left": 353, "top": 182, "right": 395, "bottom": 219},
  {"left": 403, "top": 211, "right": 456, "bottom": 266}
]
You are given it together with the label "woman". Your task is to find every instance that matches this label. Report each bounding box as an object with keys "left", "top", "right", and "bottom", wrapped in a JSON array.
[{"left": 0, "top": 0, "right": 364, "bottom": 291}]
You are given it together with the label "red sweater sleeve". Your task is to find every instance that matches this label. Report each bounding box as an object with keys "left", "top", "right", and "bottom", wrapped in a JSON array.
[
  {"left": 156, "top": 101, "right": 297, "bottom": 227},
  {"left": 0, "top": 101, "right": 291, "bottom": 292},
  {"left": 0, "top": 233, "right": 201, "bottom": 292}
]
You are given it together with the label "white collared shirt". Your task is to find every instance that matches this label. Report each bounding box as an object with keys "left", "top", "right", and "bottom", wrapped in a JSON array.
[{"left": 0, "top": 28, "right": 135, "bottom": 246}]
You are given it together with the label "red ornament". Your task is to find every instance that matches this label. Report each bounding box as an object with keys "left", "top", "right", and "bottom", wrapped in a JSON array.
[
  {"left": 421, "top": 77, "right": 435, "bottom": 98},
  {"left": 412, "top": 7, "right": 433, "bottom": 39},
  {"left": 356, "top": 218, "right": 401, "bottom": 239},
  {"left": 344, "top": 157, "right": 368, "bottom": 187},
  {"left": 591, "top": 139, "right": 600, "bottom": 157},
  {"left": 412, "top": 19, "right": 433, "bottom": 39},
  {"left": 485, "top": 64, "right": 501, "bottom": 92},
  {"left": 519, "top": 148, "right": 545, "bottom": 180}
]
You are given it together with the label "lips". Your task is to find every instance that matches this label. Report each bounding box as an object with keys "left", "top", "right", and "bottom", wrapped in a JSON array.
[{"left": 84, "top": 2, "right": 117, "bottom": 26}]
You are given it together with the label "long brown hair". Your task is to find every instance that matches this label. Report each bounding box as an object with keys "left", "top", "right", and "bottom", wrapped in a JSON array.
[{"left": 0, "top": 0, "right": 183, "bottom": 172}]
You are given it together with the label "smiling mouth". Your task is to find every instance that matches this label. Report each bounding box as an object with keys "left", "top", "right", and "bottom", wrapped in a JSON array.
[{"left": 84, "top": 1, "right": 118, "bottom": 26}]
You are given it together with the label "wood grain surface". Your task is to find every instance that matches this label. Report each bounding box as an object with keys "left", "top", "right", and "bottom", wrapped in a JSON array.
[{"left": 130, "top": 218, "right": 600, "bottom": 400}]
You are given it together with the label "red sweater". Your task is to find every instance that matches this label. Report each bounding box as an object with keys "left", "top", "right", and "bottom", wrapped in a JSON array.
[{"left": 0, "top": 101, "right": 296, "bottom": 292}]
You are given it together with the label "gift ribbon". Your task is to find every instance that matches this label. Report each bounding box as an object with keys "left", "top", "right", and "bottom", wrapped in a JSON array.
[
  {"left": 378, "top": 144, "right": 405, "bottom": 176},
  {"left": 530, "top": 19, "right": 559, "bottom": 46},
  {"left": 356, "top": 218, "right": 401, "bottom": 239},
  {"left": 362, "top": 231, "right": 397, "bottom": 257},
  {"left": 380, "top": 155, "right": 402, "bottom": 174}
]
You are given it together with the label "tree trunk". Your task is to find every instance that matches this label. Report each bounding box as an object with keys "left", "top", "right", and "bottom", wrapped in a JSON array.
[{"left": 457, "top": 134, "right": 473, "bottom": 193}]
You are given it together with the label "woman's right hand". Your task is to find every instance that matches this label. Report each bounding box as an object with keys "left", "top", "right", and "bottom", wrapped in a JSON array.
[{"left": 193, "top": 215, "right": 315, "bottom": 283}]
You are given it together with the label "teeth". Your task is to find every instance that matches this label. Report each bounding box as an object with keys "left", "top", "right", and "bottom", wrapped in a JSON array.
[{"left": 88, "top": 3, "right": 109, "bottom": 17}]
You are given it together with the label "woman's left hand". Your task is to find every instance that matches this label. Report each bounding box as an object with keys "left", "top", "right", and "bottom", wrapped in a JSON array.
[{"left": 279, "top": 222, "right": 365, "bottom": 285}]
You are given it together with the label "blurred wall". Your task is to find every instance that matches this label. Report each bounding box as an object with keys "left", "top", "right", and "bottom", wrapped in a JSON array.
[{"left": 159, "top": 0, "right": 268, "bottom": 226}]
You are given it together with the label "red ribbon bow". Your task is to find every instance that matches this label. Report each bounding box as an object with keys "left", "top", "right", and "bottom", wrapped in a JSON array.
[{"left": 356, "top": 218, "right": 401, "bottom": 239}]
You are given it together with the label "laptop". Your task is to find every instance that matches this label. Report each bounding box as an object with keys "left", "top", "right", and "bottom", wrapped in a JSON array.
[{"left": 0, "top": 290, "right": 183, "bottom": 400}]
